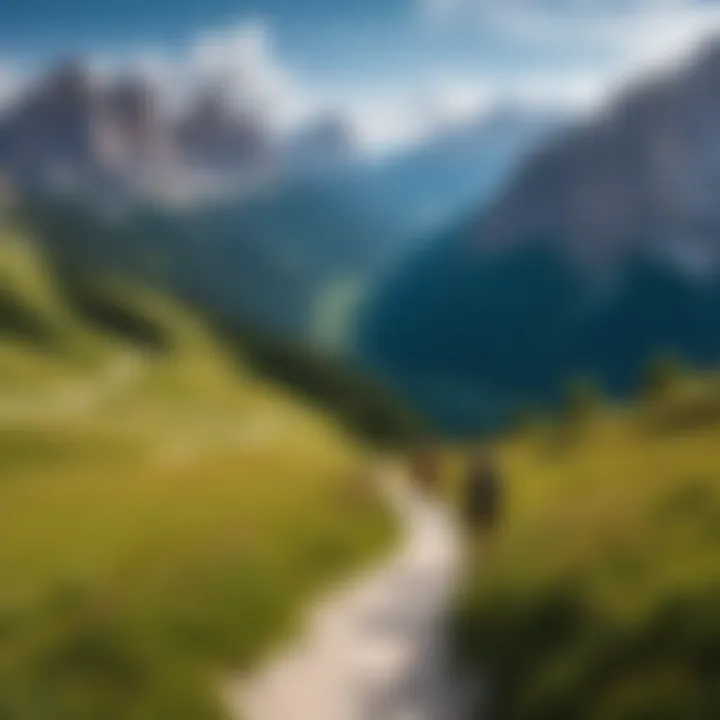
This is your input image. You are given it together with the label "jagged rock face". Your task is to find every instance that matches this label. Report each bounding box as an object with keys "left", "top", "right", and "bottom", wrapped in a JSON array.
[
  {"left": 96, "top": 77, "right": 179, "bottom": 181},
  {"left": 177, "top": 92, "right": 272, "bottom": 174},
  {"left": 475, "top": 42, "right": 720, "bottom": 275},
  {"left": 284, "top": 115, "right": 358, "bottom": 176},
  {"left": 0, "top": 62, "right": 100, "bottom": 187},
  {"left": 0, "top": 62, "right": 179, "bottom": 195},
  {"left": 0, "top": 62, "right": 277, "bottom": 202}
]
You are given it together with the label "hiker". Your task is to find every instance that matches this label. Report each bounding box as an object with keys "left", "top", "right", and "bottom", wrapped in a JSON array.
[
  {"left": 409, "top": 441, "right": 442, "bottom": 494},
  {"left": 463, "top": 446, "right": 503, "bottom": 536}
]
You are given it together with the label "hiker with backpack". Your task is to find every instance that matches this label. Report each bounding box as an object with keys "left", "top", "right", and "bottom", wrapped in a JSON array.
[
  {"left": 409, "top": 440, "right": 442, "bottom": 495},
  {"left": 463, "top": 446, "right": 504, "bottom": 539}
]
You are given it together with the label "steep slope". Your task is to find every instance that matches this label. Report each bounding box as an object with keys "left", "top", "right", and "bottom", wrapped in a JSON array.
[
  {"left": 1, "top": 206, "right": 424, "bottom": 443},
  {"left": 0, "top": 219, "right": 115, "bottom": 389},
  {"left": 24, "top": 190, "right": 381, "bottom": 339},
  {"left": 361, "top": 233, "right": 720, "bottom": 433},
  {"left": 475, "top": 42, "right": 720, "bottom": 272},
  {"left": 359, "top": 41, "right": 720, "bottom": 434},
  {"left": 0, "top": 223, "right": 399, "bottom": 720}
]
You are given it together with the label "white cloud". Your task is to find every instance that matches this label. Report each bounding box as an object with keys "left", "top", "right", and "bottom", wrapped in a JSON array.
[
  {"left": 621, "top": 5, "right": 720, "bottom": 71},
  {"left": 418, "top": 0, "right": 720, "bottom": 112},
  {"left": 319, "top": 79, "right": 499, "bottom": 155},
  {"left": 418, "top": 0, "right": 466, "bottom": 24},
  {"left": 429, "top": 71, "right": 609, "bottom": 114},
  {"left": 0, "top": 62, "right": 22, "bottom": 111},
  {"left": 418, "top": 78, "right": 495, "bottom": 124},
  {"left": 114, "top": 21, "right": 504, "bottom": 155},
  {"left": 487, "top": 0, "right": 720, "bottom": 67},
  {"left": 89, "top": 20, "right": 318, "bottom": 134},
  {"left": 423, "top": 0, "right": 717, "bottom": 26},
  {"left": 186, "top": 21, "right": 316, "bottom": 130},
  {"left": 324, "top": 98, "right": 428, "bottom": 154}
]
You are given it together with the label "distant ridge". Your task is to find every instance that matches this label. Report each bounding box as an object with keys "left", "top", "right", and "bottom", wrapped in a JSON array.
[{"left": 359, "top": 39, "right": 720, "bottom": 434}]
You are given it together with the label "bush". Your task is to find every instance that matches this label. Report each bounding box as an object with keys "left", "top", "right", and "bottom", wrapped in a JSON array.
[
  {"left": 564, "top": 378, "right": 601, "bottom": 425},
  {"left": 219, "top": 321, "right": 429, "bottom": 447},
  {"left": 512, "top": 405, "right": 544, "bottom": 436},
  {"left": 552, "top": 377, "right": 602, "bottom": 450},
  {"left": 455, "top": 390, "right": 720, "bottom": 720},
  {"left": 642, "top": 355, "right": 684, "bottom": 404}
]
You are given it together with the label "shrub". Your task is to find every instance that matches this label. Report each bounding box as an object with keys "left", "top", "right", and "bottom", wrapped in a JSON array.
[
  {"left": 552, "top": 377, "right": 602, "bottom": 450},
  {"left": 642, "top": 354, "right": 684, "bottom": 404},
  {"left": 512, "top": 405, "right": 544, "bottom": 436},
  {"left": 565, "top": 378, "right": 601, "bottom": 424}
]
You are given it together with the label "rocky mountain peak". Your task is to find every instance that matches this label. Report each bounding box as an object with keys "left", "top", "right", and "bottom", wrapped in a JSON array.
[{"left": 473, "top": 37, "right": 720, "bottom": 274}]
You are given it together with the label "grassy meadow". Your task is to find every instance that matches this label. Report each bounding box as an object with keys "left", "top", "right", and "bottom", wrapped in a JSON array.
[
  {"left": 0, "top": 223, "right": 395, "bottom": 719},
  {"left": 455, "top": 377, "right": 720, "bottom": 719}
]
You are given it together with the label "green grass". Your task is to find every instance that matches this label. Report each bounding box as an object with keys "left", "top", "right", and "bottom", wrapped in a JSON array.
[
  {"left": 455, "top": 384, "right": 720, "bottom": 719},
  {"left": 0, "top": 228, "right": 395, "bottom": 719}
]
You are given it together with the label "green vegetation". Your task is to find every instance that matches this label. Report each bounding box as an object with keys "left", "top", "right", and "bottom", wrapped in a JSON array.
[
  {"left": 19, "top": 199, "right": 426, "bottom": 448},
  {"left": 563, "top": 377, "right": 601, "bottom": 425},
  {"left": 455, "top": 373, "right": 720, "bottom": 719},
  {"left": 220, "top": 320, "right": 427, "bottom": 448},
  {"left": 642, "top": 353, "right": 685, "bottom": 405},
  {"left": 0, "top": 223, "right": 396, "bottom": 719}
]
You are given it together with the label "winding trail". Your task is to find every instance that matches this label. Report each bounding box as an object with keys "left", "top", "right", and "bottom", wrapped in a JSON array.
[{"left": 229, "top": 470, "right": 475, "bottom": 720}]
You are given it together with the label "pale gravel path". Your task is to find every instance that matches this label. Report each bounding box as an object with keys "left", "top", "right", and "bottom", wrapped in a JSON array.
[{"left": 228, "top": 470, "right": 476, "bottom": 720}]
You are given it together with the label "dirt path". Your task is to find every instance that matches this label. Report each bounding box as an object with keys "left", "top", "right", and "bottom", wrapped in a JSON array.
[{"left": 228, "top": 470, "right": 475, "bottom": 720}]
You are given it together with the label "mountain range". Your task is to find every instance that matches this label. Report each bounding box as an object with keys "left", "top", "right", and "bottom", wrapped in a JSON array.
[
  {"left": 3, "top": 61, "right": 555, "bottom": 344},
  {"left": 359, "top": 40, "right": 720, "bottom": 434},
  {"left": 0, "top": 60, "right": 358, "bottom": 205}
]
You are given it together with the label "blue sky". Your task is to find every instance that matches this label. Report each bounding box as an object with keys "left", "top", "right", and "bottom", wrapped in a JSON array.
[{"left": 3, "top": 0, "right": 720, "bottom": 151}]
